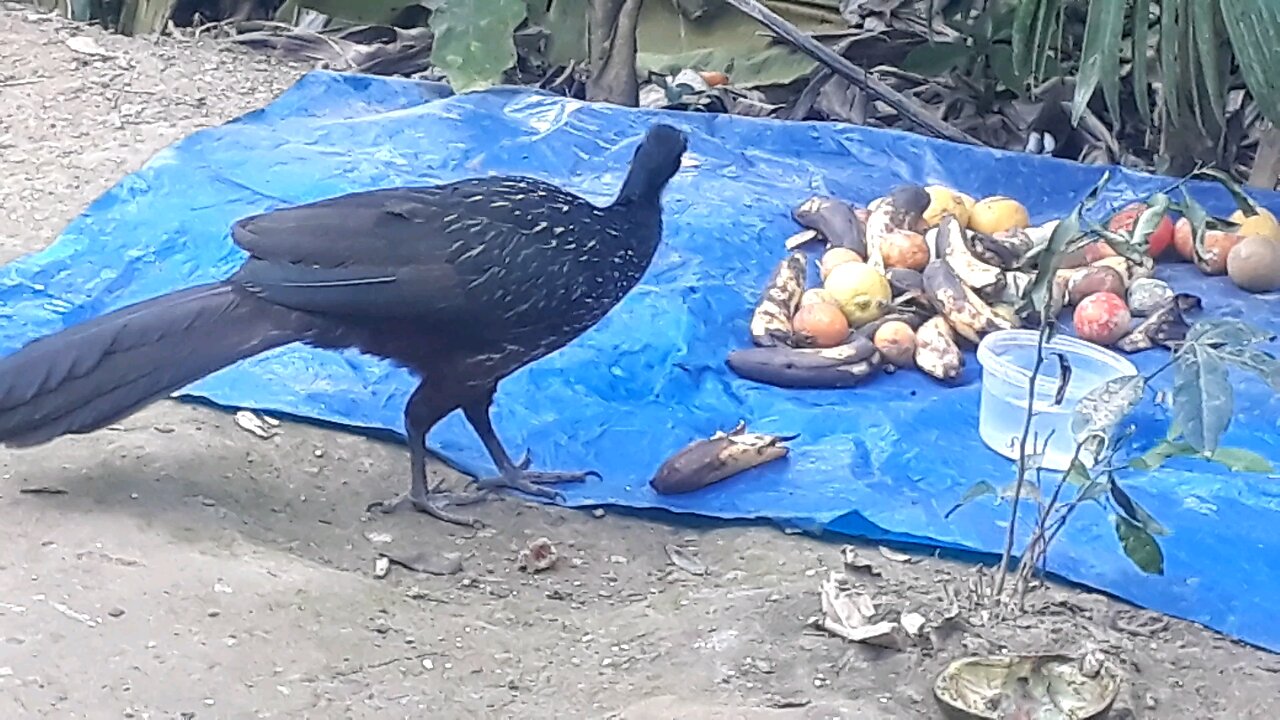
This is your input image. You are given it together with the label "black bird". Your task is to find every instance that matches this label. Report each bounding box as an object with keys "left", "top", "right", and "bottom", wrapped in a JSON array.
[{"left": 0, "top": 123, "right": 689, "bottom": 526}]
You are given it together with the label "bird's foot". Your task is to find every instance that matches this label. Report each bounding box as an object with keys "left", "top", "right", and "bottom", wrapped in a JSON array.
[
  {"left": 473, "top": 452, "right": 599, "bottom": 501},
  {"left": 366, "top": 489, "right": 488, "bottom": 528}
]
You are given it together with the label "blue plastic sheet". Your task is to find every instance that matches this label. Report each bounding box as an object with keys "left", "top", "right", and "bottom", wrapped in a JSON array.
[{"left": 2, "top": 70, "right": 1278, "bottom": 650}]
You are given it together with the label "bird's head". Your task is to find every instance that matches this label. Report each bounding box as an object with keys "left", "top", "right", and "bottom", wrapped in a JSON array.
[{"left": 616, "top": 123, "right": 688, "bottom": 206}]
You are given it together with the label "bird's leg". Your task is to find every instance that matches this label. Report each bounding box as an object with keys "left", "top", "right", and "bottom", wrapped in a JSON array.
[
  {"left": 462, "top": 390, "right": 600, "bottom": 500},
  {"left": 367, "top": 382, "right": 487, "bottom": 527}
]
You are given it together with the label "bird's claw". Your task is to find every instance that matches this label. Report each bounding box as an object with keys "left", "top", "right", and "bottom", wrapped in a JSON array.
[
  {"left": 366, "top": 489, "right": 488, "bottom": 528},
  {"left": 474, "top": 465, "right": 598, "bottom": 501}
]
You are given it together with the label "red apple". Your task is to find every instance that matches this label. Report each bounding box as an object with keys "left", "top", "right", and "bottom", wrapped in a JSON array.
[
  {"left": 1107, "top": 201, "right": 1175, "bottom": 259},
  {"left": 1073, "top": 292, "right": 1132, "bottom": 347}
]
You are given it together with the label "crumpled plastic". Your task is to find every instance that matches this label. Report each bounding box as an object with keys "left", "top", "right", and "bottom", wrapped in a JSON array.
[{"left": 1, "top": 70, "right": 1277, "bottom": 650}]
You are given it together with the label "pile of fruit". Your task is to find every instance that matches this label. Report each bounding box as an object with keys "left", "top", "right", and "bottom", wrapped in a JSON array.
[
  {"left": 725, "top": 181, "right": 1277, "bottom": 389},
  {"left": 1167, "top": 206, "right": 1280, "bottom": 292}
]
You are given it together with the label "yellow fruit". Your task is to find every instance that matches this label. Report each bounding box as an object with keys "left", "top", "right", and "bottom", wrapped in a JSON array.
[
  {"left": 1229, "top": 206, "right": 1276, "bottom": 224},
  {"left": 1231, "top": 208, "right": 1280, "bottom": 241},
  {"left": 922, "top": 185, "right": 972, "bottom": 228},
  {"left": 819, "top": 247, "right": 863, "bottom": 281},
  {"left": 822, "top": 261, "right": 891, "bottom": 327},
  {"left": 1227, "top": 235, "right": 1280, "bottom": 292},
  {"left": 969, "top": 196, "right": 1031, "bottom": 235},
  {"left": 800, "top": 288, "right": 836, "bottom": 307}
]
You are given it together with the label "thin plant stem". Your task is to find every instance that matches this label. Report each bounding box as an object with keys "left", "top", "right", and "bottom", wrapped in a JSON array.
[
  {"left": 992, "top": 321, "right": 1054, "bottom": 598},
  {"left": 1012, "top": 441, "right": 1088, "bottom": 603}
]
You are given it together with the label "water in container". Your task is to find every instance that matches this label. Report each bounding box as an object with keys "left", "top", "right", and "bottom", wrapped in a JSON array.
[{"left": 975, "top": 330, "right": 1138, "bottom": 471}]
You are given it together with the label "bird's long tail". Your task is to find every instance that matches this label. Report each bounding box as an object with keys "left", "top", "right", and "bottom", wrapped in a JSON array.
[{"left": 0, "top": 282, "right": 320, "bottom": 447}]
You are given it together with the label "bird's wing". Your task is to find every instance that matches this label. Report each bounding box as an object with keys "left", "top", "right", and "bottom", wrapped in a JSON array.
[{"left": 227, "top": 182, "right": 558, "bottom": 319}]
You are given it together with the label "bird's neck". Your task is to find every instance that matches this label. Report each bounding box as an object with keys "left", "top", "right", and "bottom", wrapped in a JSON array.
[
  {"left": 615, "top": 155, "right": 672, "bottom": 207},
  {"left": 610, "top": 194, "right": 664, "bottom": 252}
]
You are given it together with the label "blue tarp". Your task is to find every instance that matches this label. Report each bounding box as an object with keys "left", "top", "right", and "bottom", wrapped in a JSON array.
[{"left": 2, "top": 70, "right": 1278, "bottom": 651}]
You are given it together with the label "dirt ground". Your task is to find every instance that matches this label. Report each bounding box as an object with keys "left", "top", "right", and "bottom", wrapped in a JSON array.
[{"left": 0, "top": 7, "right": 1276, "bottom": 719}]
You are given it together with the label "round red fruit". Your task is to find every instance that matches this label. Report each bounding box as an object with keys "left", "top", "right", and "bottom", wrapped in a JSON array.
[
  {"left": 1073, "top": 291, "right": 1132, "bottom": 347},
  {"left": 1107, "top": 202, "right": 1175, "bottom": 259}
]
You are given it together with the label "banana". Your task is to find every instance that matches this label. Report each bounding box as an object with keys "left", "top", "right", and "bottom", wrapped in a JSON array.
[
  {"left": 884, "top": 267, "right": 925, "bottom": 296},
  {"left": 749, "top": 251, "right": 807, "bottom": 347},
  {"left": 929, "top": 213, "right": 1005, "bottom": 295},
  {"left": 922, "top": 258, "right": 1014, "bottom": 344},
  {"left": 969, "top": 227, "right": 1035, "bottom": 269},
  {"left": 855, "top": 311, "right": 929, "bottom": 341},
  {"left": 915, "top": 316, "right": 964, "bottom": 382},
  {"left": 649, "top": 422, "right": 797, "bottom": 495},
  {"left": 784, "top": 229, "right": 820, "bottom": 250},
  {"left": 726, "top": 337, "right": 883, "bottom": 388},
  {"left": 793, "top": 196, "right": 867, "bottom": 256},
  {"left": 1091, "top": 255, "right": 1155, "bottom": 286}
]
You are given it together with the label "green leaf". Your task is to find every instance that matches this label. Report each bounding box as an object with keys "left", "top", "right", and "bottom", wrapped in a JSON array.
[
  {"left": 1188, "top": 167, "right": 1260, "bottom": 216},
  {"left": 988, "top": 44, "right": 1024, "bottom": 93},
  {"left": 1130, "top": 439, "right": 1197, "bottom": 471},
  {"left": 1021, "top": 171, "right": 1110, "bottom": 315},
  {"left": 1110, "top": 481, "right": 1169, "bottom": 536},
  {"left": 1204, "top": 447, "right": 1275, "bottom": 473},
  {"left": 1012, "top": 0, "right": 1060, "bottom": 84},
  {"left": 1129, "top": 0, "right": 1152, "bottom": 126},
  {"left": 1210, "top": 346, "right": 1280, "bottom": 391},
  {"left": 1000, "top": 480, "right": 1042, "bottom": 504},
  {"left": 1185, "top": 318, "right": 1277, "bottom": 347},
  {"left": 1129, "top": 193, "right": 1172, "bottom": 253},
  {"left": 1190, "top": 0, "right": 1228, "bottom": 133},
  {"left": 1157, "top": 0, "right": 1180, "bottom": 126},
  {"left": 1076, "top": 477, "right": 1111, "bottom": 505},
  {"left": 1064, "top": 457, "right": 1093, "bottom": 486},
  {"left": 1070, "top": 0, "right": 1126, "bottom": 127},
  {"left": 1114, "top": 514, "right": 1165, "bottom": 575},
  {"left": 901, "top": 40, "right": 974, "bottom": 76},
  {"left": 1071, "top": 374, "right": 1147, "bottom": 448},
  {"left": 1130, "top": 439, "right": 1275, "bottom": 473},
  {"left": 631, "top": 2, "right": 846, "bottom": 89},
  {"left": 944, "top": 480, "right": 997, "bottom": 519},
  {"left": 1172, "top": 344, "right": 1234, "bottom": 455},
  {"left": 1095, "top": 228, "right": 1153, "bottom": 265},
  {"left": 428, "top": 0, "right": 528, "bottom": 93},
  {"left": 1220, "top": 0, "right": 1280, "bottom": 128},
  {"left": 1179, "top": 187, "right": 1212, "bottom": 262}
]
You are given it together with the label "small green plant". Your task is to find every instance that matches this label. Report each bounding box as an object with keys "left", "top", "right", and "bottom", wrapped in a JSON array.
[{"left": 949, "top": 169, "right": 1279, "bottom": 611}]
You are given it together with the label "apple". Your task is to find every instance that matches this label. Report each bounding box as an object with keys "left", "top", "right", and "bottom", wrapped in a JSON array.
[{"left": 1107, "top": 202, "right": 1175, "bottom": 259}]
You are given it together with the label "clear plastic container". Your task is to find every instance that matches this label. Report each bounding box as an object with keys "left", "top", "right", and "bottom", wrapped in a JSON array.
[{"left": 975, "top": 329, "right": 1138, "bottom": 471}]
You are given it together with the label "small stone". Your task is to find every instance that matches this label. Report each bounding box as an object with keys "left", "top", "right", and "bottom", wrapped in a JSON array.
[
  {"left": 201, "top": 497, "right": 216, "bottom": 507},
  {"left": 591, "top": 508, "right": 605, "bottom": 518},
  {"left": 108, "top": 607, "right": 126, "bottom": 618},
  {"left": 207, "top": 608, "right": 221, "bottom": 617}
]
